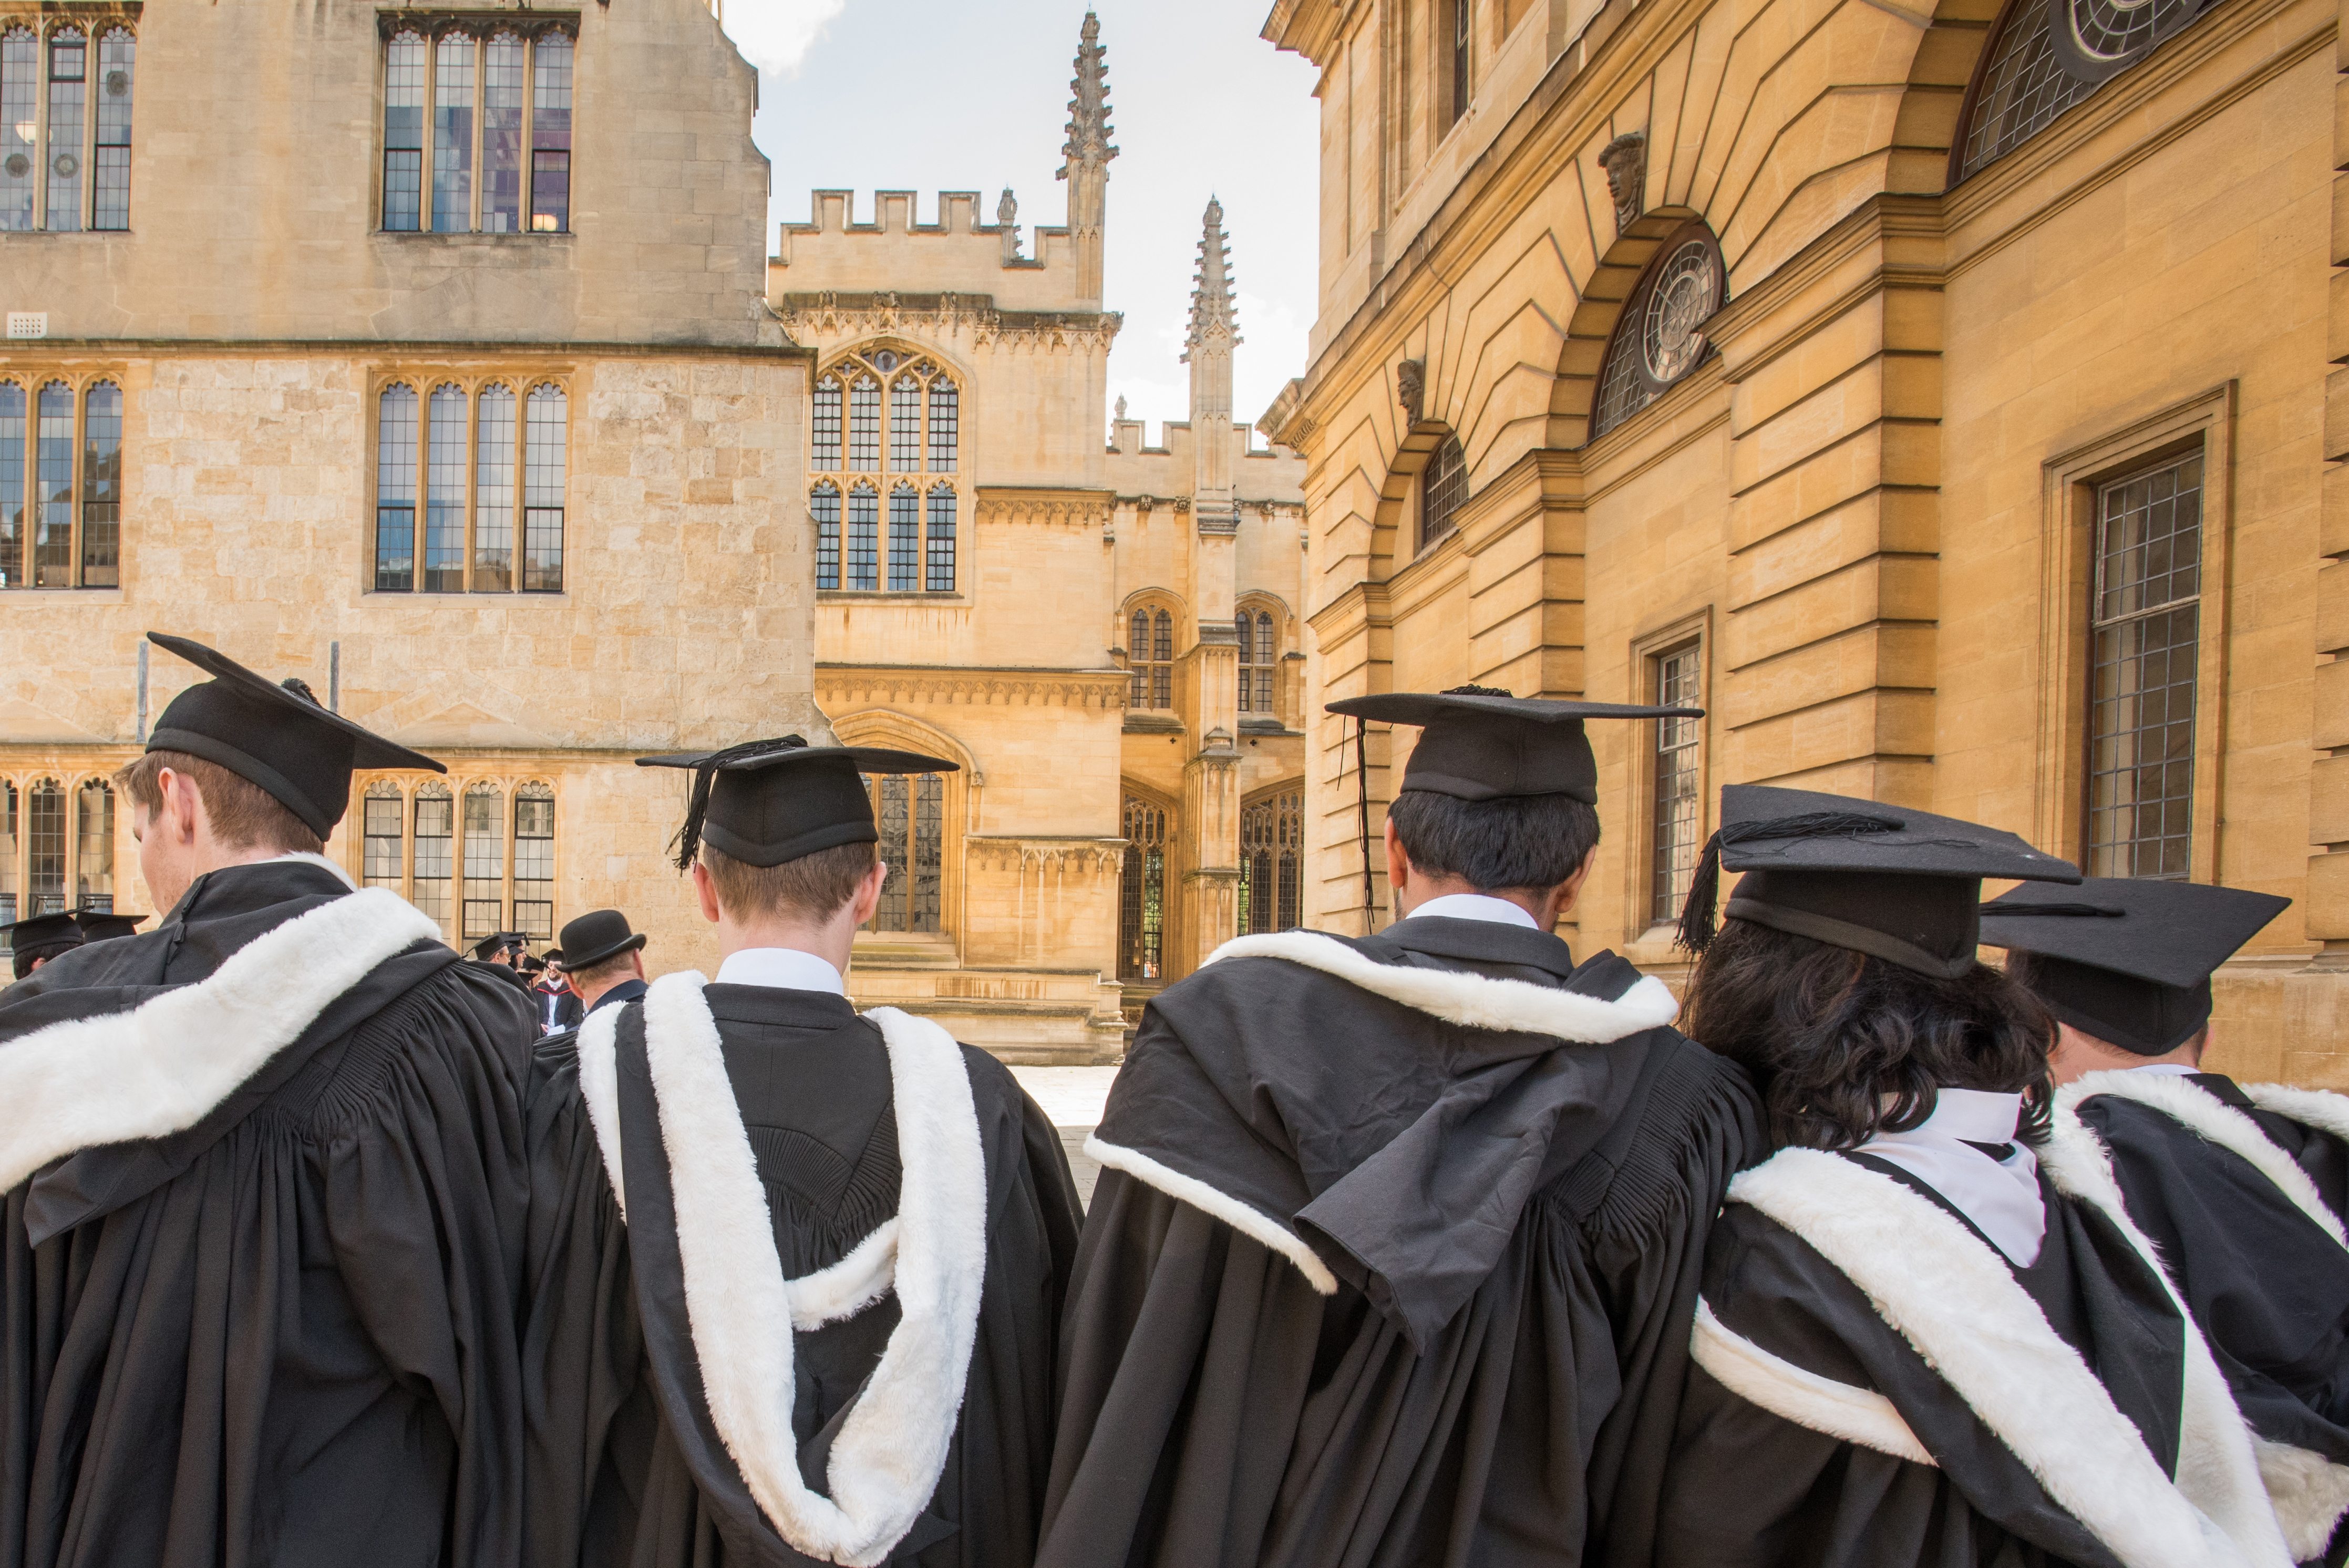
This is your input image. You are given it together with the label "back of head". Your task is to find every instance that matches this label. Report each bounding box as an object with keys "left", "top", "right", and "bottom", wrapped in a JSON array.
[
  {"left": 113, "top": 749, "right": 324, "bottom": 857},
  {"left": 700, "top": 840, "right": 878, "bottom": 927},
  {"left": 1386, "top": 788, "right": 1599, "bottom": 896}
]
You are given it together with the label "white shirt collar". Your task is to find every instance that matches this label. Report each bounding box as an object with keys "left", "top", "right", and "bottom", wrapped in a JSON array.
[
  {"left": 1860, "top": 1088, "right": 2045, "bottom": 1267},
  {"left": 713, "top": 946, "right": 847, "bottom": 996},
  {"left": 2126, "top": 1062, "right": 2201, "bottom": 1077},
  {"left": 1400, "top": 893, "right": 1540, "bottom": 930}
]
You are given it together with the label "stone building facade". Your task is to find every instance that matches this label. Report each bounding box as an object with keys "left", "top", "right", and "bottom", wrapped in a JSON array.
[
  {"left": 1257, "top": 0, "right": 2347, "bottom": 1076},
  {"left": 0, "top": 0, "right": 816, "bottom": 974},
  {"left": 773, "top": 17, "right": 1306, "bottom": 1060}
]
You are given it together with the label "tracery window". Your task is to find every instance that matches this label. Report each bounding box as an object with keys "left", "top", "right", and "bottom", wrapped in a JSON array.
[
  {"left": 358, "top": 776, "right": 559, "bottom": 944},
  {"left": 863, "top": 772, "right": 945, "bottom": 934},
  {"left": 461, "top": 783, "right": 504, "bottom": 939},
  {"left": 1237, "top": 607, "right": 1279, "bottom": 716},
  {"left": 74, "top": 779, "right": 110, "bottom": 911},
  {"left": 513, "top": 783, "right": 555, "bottom": 939},
  {"left": 811, "top": 348, "right": 962, "bottom": 594},
  {"left": 26, "top": 777, "right": 62, "bottom": 914},
  {"left": 813, "top": 482, "right": 841, "bottom": 590},
  {"left": 1957, "top": 0, "right": 2228, "bottom": 180},
  {"left": 1419, "top": 437, "right": 1466, "bottom": 550},
  {"left": 1591, "top": 222, "right": 1727, "bottom": 441},
  {"left": 1238, "top": 786, "right": 1303, "bottom": 936},
  {"left": 0, "top": 375, "right": 122, "bottom": 590},
  {"left": 1129, "top": 605, "right": 1174, "bottom": 709},
  {"left": 375, "top": 377, "right": 566, "bottom": 593},
  {"left": 0, "top": 23, "right": 129, "bottom": 232},
  {"left": 1119, "top": 795, "right": 1170, "bottom": 980},
  {"left": 413, "top": 782, "right": 454, "bottom": 929},
  {"left": 2086, "top": 452, "right": 2202, "bottom": 879},
  {"left": 364, "top": 783, "right": 405, "bottom": 891},
  {"left": 380, "top": 24, "right": 575, "bottom": 234}
]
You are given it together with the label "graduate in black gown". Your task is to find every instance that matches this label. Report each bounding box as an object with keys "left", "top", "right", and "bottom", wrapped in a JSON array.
[
  {"left": 0, "top": 633, "right": 540, "bottom": 1568},
  {"left": 1653, "top": 786, "right": 2291, "bottom": 1568},
  {"left": 0, "top": 912, "right": 81, "bottom": 980},
  {"left": 524, "top": 736, "right": 1081, "bottom": 1567},
  {"left": 1986, "top": 878, "right": 2349, "bottom": 1563},
  {"left": 1037, "top": 688, "right": 1764, "bottom": 1568}
]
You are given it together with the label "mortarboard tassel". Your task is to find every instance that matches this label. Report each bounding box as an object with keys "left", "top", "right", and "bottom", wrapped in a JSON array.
[
  {"left": 668, "top": 735, "right": 808, "bottom": 871},
  {"left": 1674, "top": 810, "right": 1906, "bottom": 956}
]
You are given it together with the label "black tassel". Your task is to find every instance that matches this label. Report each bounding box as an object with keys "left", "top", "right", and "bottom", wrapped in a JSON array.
[
  {"left": 667, "top": 735, "right": 807, "bottom": 871},
  {"left": 1675, "top": 831, "right": 1727, "bottom": 954},
  {"left": 1440, "top": 683, "right": 1515, "bottom": 698},
  {"left": 1673, "top": 809, "right": 1905, "bottom": 956},
  {"left": 280, "top": 676, "right": 323, "bottom": 707}
]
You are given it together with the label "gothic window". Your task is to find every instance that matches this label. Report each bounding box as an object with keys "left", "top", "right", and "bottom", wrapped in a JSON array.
[
  {"left": 0, "top": 376, "right": 114, "bottom": 591},
  {"left": 0, "top": 781, "right": 15, "bottom": 931},
  {"left": 0, "top": 28, "right": 34, "bottom": 230},
  {"left": 813, "top": 377, "right": 843, "bottom": 469},
  {"left": 26, "top": 778, "right": 63, "bottom": 914},
  {"left": 1120, "top": 795, "right": 1170, "bottom": 979},
  {"left": 461, "top": 782, "right": 504, "bottom": 939},
  {"left": 848, "top": 376, "right": 880, "bottom": 470},
  {"left": 845, "top": 482, "right": 879, "bottom": 589},
  {"left": 887, "top": 483, "right": 920, "bottom": 590},
  {"left": 1591, "top": 222, "right": 1726, "bottom": 441},
  {"left": 863, "top": 772, "right": 945, "bottom": 935},
  {"left": 0, "top": 21, "right": 118, "bottom": 230},
  {"left": 928, "top": 379, "right": 959, "bottom": 471},
  {"left": 1957, "top": 0, "right": 2228, "bottom": 180},
  {"left": 1129, "top": 605, "right": 1174, "bottom": 709},
  {"left": 33, "top": 381, "right": 67, "bottom": 586},
  {"left": 1238, "top": 786, "right": 1303, "bottom": 936},
  {"left": 2087, "top": 452, "right": 2203, "bottom": 878},
  {"left": 1237, "top": 607, "right": 1278, "bottom": 715},
  {"left": 382, "top": 25, "right": 574, "bottom": 234},
  {"left": 812, "top": 482, "right": 841, "bottom": 590},
  {"left": 889, "top": 377, "right": 922, "bottom": 469},
  {"left": 91, "top": 27, "right": 129, "bottom": 229},
  {"left": 364, "top": 782, "right": 405, "bottom": 891},
  {"left": 376, "top": 377, "right": 566, "bottom": 593},
  {"left": 513, "top": 783, "right": 555, "bottom": 938},
  {"left": 80, "top": 380, "right": 118, "bottom": 587},
  {"left": 74, "top": 778, "right": 110, "bottom": 911},
  {"left": 0, "top": 380, "right": 17, "bottom": 586},
  {"left": 1419, "top": 437, "right": 1466, "bottom": 550},
  {"left": 1650, "top": 641, "right": 1704, "bottom": 924},
  {"left": 412, "top": 782, "right": 454, "bottom": 930},
  {"left": 43, "top": 26, "right": 81, "bottom": 231},
  {"left": 925, "top": 486, "right": 956, "bottom": 592}
]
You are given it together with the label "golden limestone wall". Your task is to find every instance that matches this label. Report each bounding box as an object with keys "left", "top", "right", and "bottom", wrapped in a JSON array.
[{"left": 1263, "top": 0, "right": 2346, "bottom": 1071}]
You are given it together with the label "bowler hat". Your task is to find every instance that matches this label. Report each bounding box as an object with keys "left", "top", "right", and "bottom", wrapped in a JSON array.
[{"left": 556, "top": 909, "right": 646, "bottom": 970}]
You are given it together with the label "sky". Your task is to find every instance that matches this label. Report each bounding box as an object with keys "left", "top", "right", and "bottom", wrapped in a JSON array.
[{"left": 720, "top": 0, "right": 1324, "bottom": 441}]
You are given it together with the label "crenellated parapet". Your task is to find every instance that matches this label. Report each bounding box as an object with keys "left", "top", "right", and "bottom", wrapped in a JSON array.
[{"left": 775, "top": 190, "right": 1093, "bottom": 313}]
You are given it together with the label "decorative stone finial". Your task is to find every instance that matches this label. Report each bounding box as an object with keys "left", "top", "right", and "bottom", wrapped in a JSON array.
[
  {"left": 1183, "top": 196, "right": 1240, "bottom": 359},
  {"left": 1115, "top": 395, "right": 1129, "bottom": 421},
  {"left": 1598, "top": 132, "right": 1647, "bottom": 233},
  {"left": 997, "top": 187, "right": 1018, "bottom": 226},
  {"left": 1059, "top": 11, "right": 1117, "bottom": 178}
]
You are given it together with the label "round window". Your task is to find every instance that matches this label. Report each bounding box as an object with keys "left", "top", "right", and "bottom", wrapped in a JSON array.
[{"left": 1641, "top": 241, "right": 1721, "bottom": 384}]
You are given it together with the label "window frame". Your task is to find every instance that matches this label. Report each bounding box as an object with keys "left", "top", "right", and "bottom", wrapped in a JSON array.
[
  {"left": 377, "top": 20, "right": 576, "bottom": 237},
  {"left": 1590, "top": 220, "right": 1727, "bottom": 442},
  {"left": 369, "top": 372, "right": 569, "bottom": 596},
  {"left": 1235, "top": 599, "right": 1283, "bottom": 720},
  {"left": 1119, "top": 787, "right": 1177, "bottom": 981},
  {"left": 1237, "top": 782, "right": 1304, "bottom": 937},
  {"left": 0, "top": 19, "right": 132, "bottom": 233},
  {"left": 1417, "top": 435, "right": 1467, "bottom": 552},
  {"left": 0, "top": 769, "right": 122, "bottom": 932},
  {"left": 810, "top": 345, "right": 966, "bottom": 597},
  {"left": 1125, "top": 599, "right": 1179, "bottom": 711},
  {"left": 2033, "top": 384, "right": 2234, "bottom": 883},
  {"left": 0, "top": 369, "right": 127, "bottom": 591},
  {"left": 355, "top": 772, "right": 558, "bottom": 946}
]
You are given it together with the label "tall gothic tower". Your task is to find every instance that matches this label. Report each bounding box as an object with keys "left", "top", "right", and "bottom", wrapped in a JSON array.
[
  {"left": 1184, "top": 197, "right": 1241, "bottom": 528},
  {"left": 1058, "top": 11, "right": 1116, "bottom": 308}
]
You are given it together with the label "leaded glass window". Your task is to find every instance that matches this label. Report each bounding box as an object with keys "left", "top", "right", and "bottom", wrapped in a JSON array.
[
  {"left": 1238, "top": 787, "right": 1303, "bottom": 936},
  {"left": 0, "top": 377, "right": 121, "bottom": 591},
  {"left": 413, "top": 783, "right": 454, "bottom": 930},
  {"left": 79, "top": 380, "right": 118, "bottom": 587},
  {"left": 1650, "top": 642, "right": 1704, "bottom": 924},
  {"left": 925, "top": 487, "right": 956, "bottom": 592},
  {"left": 462, "top": 783, "right": 504, "bottom": 938},
  {"left": 0, "top": 381, "right": 19, "bottom": 587},
  {"left": 849, "top": 377, "right": 881, "bottom": 470},
  {"left": 1956, "top": 0, "right": 2227, "bottom": 180},
  {"left": 482, "top": 33, "right": 526, "bottom": 232},
  {"left": 2087, "top": 452, "right": 2203, "bottom": 879},
  {"left": 364, "top": 783, "right": 405, "bottom": 890},
  {"left": 1120, "top": 796, "right": 1169, "bottom": 979},
  {"left": 387, "top": 27, "right": 571, "bottom": 234},
  {"left": 864, "top": 772, "right": 946, "bottom": 934},
  {"left": 887, "top": 484, "right": 920, "bottom": 591},
  {"left": 91, "top": 28, "right": 129, "bottom": 230},
  {"left": 34, "top": 381, "right": 71, "bottom": 587},
  {"left": 74, "top": 779, "right": 110, "bottom": 911},
  {"left": 1237, "top": 607, "right": 1277, "bottom": 714},
  {"left": 1419, "top": 437, "right": 1466, "bottom": 550},
  {"left": 1591, "top": 224, "right": 1727, "bottom": 441},
  {"left": 426, "top": 384, "right": 468, "bottom": 592},
  {"left": 1129, "top": 606, "right": 1174, "bottom": 709},
  {"left": 813, "top": 376, "right": 842, "bottom": 469},
  {"left": 846, "top": 483, "right": 879, "bottom": 590},
  {"left": 378, "top": 378, "right": 563, "bottom": 593},
  {"left": 432, "top": 34, "right": 475, "bottom": 233},
  {"left": 813, "top": 482, "right": 841, "bottom": 589},
  {"left": 375, "top": 384, "right": 419, "bottom": 591},
  {"left": 383, "top": 30, "right": 426, "bottom": 231},
  {"left": 0, "top": 22, "right": 132, "bottom": 231},
  {"left": 928, "top": 379, "right": 959, "bottom": 472},
  {"left": 26, "top": 778, "right": 63, "bottom": 915},
  {"left": 0, "top": 29, "right": 34, "bottom": 231},
  {"left": 889, "top": 377, "right": 922, "bottom": 470},
  {"left": 523, "top": 383, "right": 565, "bottom": 591},
  {"left": 473, "top": 383, "right": 515, "bottom": 590},
  {"left": 44, "top": 27, "right": 82, "bottom": 232},
  {"left": 530, "top": 33, "right": 571, "bottom": 233},
  {"left": 513, "top": 783, "right": 554, "bottom": 938}
]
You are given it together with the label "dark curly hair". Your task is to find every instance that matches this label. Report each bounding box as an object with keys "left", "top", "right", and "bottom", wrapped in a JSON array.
[{"left": 1681, "top": 917, "right": 2056, "bottom": 1151}]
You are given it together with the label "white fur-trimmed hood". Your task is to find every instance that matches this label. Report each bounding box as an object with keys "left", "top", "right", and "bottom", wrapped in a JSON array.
[
  {"left": 2064, "top": 1071, "right": 2347, "bottom": 1249},
  {"left": 2243, "top": 1084, "right": 2349, "bottom": 1146},
  {"left": 0, "top": 886, "right": 440, "bottom": 1193},
  {"left": 1691, "top": 1297, "right": 1935, "bottom": 1466},
  {"left": 576, "top": 974, "right": 986, "bottom": 1567}
]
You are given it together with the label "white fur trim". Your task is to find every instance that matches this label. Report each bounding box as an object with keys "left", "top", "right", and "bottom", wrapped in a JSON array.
[
  {"left": 2243, "top": 1085, "right": 2349, "bottom": 1146},
  {"left": 2064, "top": 1073, "right": 2347, "bottom": 1249},
  {"left": 576, "top": 1004, "right": 626, "bottom": 1219},
  {"left": 1204, "top": 930, "right": 1680, "bottom": 1043},
  {"left": 2252, "top": 1438, "right": 2349, "bottom": 1562},
  {"left": 1732, "top": 1141, "right": 2289, "bottom": 1568},
  {"left": 0, "top": 888, "right": 439, "bottom": 1192},
  {"left": 1084, "top": 1133, "right": 1340, "bottom": 1295},
  {"left": 620, "top": 976, "right": 985, "bottom": 1566},
  {"left": 1691, "top": 1297, "right": 1936, "bottom": 1466}
]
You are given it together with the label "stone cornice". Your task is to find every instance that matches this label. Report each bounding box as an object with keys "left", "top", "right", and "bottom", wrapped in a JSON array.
[
  {"left": 775, "top": 292, "right": 1121, "bottom": 353},
  {"left": 961, "top": 835, "right": 1127, "bottom": 873},
  {"left": 816, "top": 664, "right": 1130, "bottom": 710},
  {"left": 0, "top": 336, "right": 810, "bottom": 362},
  {"left": 975, "top": 488, "right": 1114, "bottom": 528},
  {"left": 1306, "top": 579, "right": 1393, "bottom": 644}
]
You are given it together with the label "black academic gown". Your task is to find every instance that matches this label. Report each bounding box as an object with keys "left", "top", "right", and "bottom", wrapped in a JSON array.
[
  {"left": 1655, "top": 1155, "right": 2212, "bottom": 1568},
  {"left": 526, "top": 982, "right": 1083, "bottom": 1568},
  {"left": 1037, "top": 917, "right": 1763, "bottom": 1568},
  {"left": 534, "top": 983, "right": 587, "bottom": 1036},
  {"left": 2076, "top": 1074, "right": 2349, "bottom": 1562},
  {"left": 0, "top": 858, "right": 541, "bottom": 1568}
]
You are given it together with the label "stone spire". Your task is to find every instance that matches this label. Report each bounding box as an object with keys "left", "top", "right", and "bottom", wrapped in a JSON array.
[
  {"left": 1186, "top": 197, "right": 1239, "bottom": 532},
  {"left": 1058, "top": 11, "right": 1115, "bottom": 307},
  {"left": 1183, "top": 195, "right": 1240, "bottom": 357}
]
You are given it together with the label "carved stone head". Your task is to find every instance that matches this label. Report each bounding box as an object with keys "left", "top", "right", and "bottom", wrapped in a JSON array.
[
  {"left": 1598, "top": 132, "right": 1647, "bottom": 233},
  {"left": 1397, "top": 358, "right": 1425, "bottom": 424}
]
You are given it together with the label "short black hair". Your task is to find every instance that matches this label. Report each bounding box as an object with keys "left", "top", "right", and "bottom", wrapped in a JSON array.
[{"left": 1387, "top": 787, "right": 1601, "bottom": 894}]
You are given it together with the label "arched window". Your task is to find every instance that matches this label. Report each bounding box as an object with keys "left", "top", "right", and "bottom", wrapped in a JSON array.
[
  {"left": 80, "top": 380, "right": 119, "bottom": 586},
  {"left": 845, "top": 482, "right": 879, "bottom": 590},
  {"left": 426, "top": 383, "right": 467, "bottom": 592},
  {"left": 74, "top": 778, "right": 111, "bottom": 910},
  {"left": 889, "top": 375, "right": 923, "bottom": 469},
  {"left": 1120, "top": 795, "right": 1170, "bottom": 979},
  {"left": 412, "top": 782, "right": 454, "bottom": 930},
  {"left": 1238, "top": 786, "right": 1303, "bottom": 935},
  {"left": 44, "top": 26, "right": 83, "bottom": 232},
  {"left": 363, "top": 781, "right": 406, "bottom": 891},
  {"left": 91, "top": 27, "right": 131, "bottom": 230},
  {"left": 382, "top": 29, "right": 426, "bottom": 231},
  {"left": 385, "top": 26, "right": 571, "bottom": 234},
  {"left": 473, "top": 381, "right": 515, "bottom": 589},
  {"left": 1237, "top": 606, "right": 1278, "bottom": 715},
  {"left": 34, "top": 380, "right": 70, "bottom": 587},
  {"left": 887, "top": 483, "right": 920, "bottom": 590},
  {"left": 863, "top": 771, "right": 946, "bottom": 934},
  {"left": 523, "top": 382, "right": 566, "bottom": 591},
  {"left": 812, "top": 482, "right": 841, "bottom": 589},
  {"left": 376, "top": 383, "right": 419, "bottom": 590},
  {"left": 813, "top": 376, "right": 842, "bottom": 469},
  {"left": 1590, "top": 223, "right": 1726, "bottom": 440},
  {"left": 1, "top": 28, "right": 36, "bottom": 231},
  {"left": 26, "top": 777, "right": 63, "bottom": 914},
  {"left": 461, "top": 782, "right": 504, "bottom": 938},
  {"left": 1957, "top": 0, "right": 2227, "bottom": 180},
  {"left": 0, "top": 380, "right": 19, "bottom": 586},
  {"left": 530, "top": 32, "right": 571, "bottom": 233},
  {"left": 0, "top": 377, "right": 107, "bottom": 592},
  {"left": 926, "top": 485, "right": 956, "bottom": 592},
  {"left": 1419, "top": 436, "right": 1466, "bottom": 550},
  {"left": 0, "top": 780, "right": 16, "bottom": 929},
  {"left": 1129, "top": 605, "right": 1174, "bottom": 709},
  {"left": 513, "top": 783, "right": 554, "bottom": 938},
  {"left": 483, "top": 32, "right": 526, "bottom": 231},
  {"left": 0, "top": 22, "right": 116, "bottom": 229},
  {"left": 848, "top": 375, "right": 881, "bottom": 470},
  {"left": 432, "top": 32, "right": 474, "bottom": 232},
  {"left": 928, "top": 378, "right": 959, "bottom": 471},
  {"left": 376, "top": 377, "right": 565, "bottom": 594}
]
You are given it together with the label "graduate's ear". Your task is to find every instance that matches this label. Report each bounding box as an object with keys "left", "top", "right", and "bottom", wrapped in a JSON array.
[
  {"left": 157, "top": 767, "right": 205, "bottom": 847},
  {"left": 1553, "top": 844, "right": 1601, "bottom": 915},
  {"left": 1384, "top": 818, "right": 1413, "bottom": 898},
  {"left": 689, "top": 858, "right": 723, "bottom": 925},
  {"left": 847, "top": 857, "right": 887, "bottom": 928}
]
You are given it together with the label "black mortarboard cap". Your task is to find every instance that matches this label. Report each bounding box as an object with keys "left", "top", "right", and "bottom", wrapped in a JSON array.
[
  {"left": 0, "top": 912, "right": 84, "bottom": 953},
  {"left": 1324, "top": 686, "right": 1702, "bottom": 805},
  {"left": 1981, "top": 878, "right": 2290, "bottom": 1055},
  {"left": 471, "top": 932, "right": 526, "bottom": 961},
  {"left": 1676, "top": 785, "right": 2080, "bottom": 978},
  {"left": 638, "top": 736, "right": 959, "bottom": 870},
  {"left": 73, "top": 910, "right": 148, "bottom": 942},
  {"left": 146, "top": 633, "right": 446, "bottom": 838}
]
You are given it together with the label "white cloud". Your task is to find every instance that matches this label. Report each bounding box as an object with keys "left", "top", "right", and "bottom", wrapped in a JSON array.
[{"left": 718, "top": 0, "right": 849, "bottom": 79}]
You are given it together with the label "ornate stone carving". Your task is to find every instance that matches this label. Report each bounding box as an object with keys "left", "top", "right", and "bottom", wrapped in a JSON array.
[
  {"left": 1059, "top": 12, "right": 1117, "bottom": 173},
  {"left": 1599, "top": 133, "right": 1647, "bottom": 233},
  {"left": 1397, "top": 358, "right": 1425, "bottom": 423},
  {"left": 817, "top": 666, "right": 1131, "bottom": 711}
]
